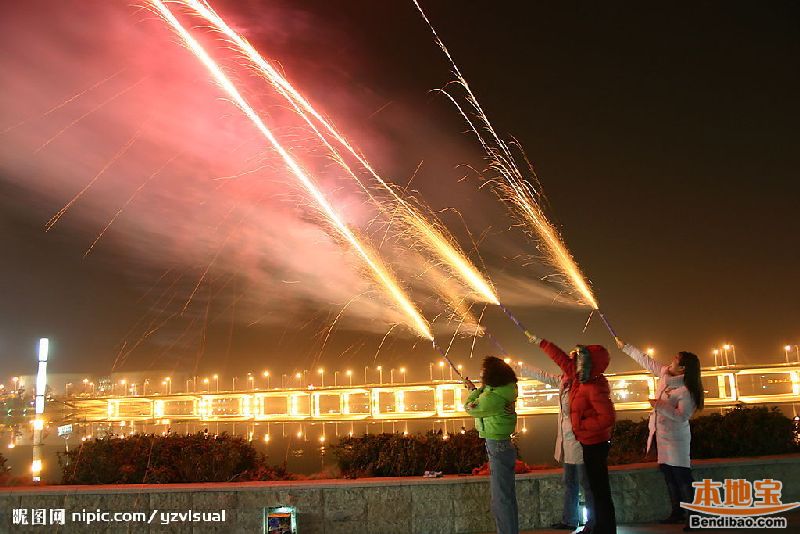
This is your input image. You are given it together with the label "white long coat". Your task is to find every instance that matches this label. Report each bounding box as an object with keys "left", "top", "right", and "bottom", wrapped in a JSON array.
[
  {"left": 519, "top": 364, "right": 583, "bottom": 464},
  {"left": 622, "top": 345, "right": 697, "bottom": 468}
]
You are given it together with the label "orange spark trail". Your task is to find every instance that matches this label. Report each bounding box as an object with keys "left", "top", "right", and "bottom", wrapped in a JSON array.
[
  {"left": 180, "top": 0, "right": 499, "bottom": 307},
  {"left": 412, "top": 0, "right": 600, "bottom": 310},
  {"left": 148, "top": 0, "right": 432, "bottom": 340}
]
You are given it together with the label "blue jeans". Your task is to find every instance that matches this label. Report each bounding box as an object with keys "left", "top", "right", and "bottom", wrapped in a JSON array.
[
  {"left": 563, "top": 463, "right": 595, "bottom": 528},
  {"left": 486, "top": 438, "right": 519, "bottom": 534}
]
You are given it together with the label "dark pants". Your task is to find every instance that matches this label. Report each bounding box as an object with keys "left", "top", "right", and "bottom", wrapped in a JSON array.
[
  {"left": 581, "top": 441, "right": 616, "bottom": 534},
  {"left": 659, "top": 463, "right": 694, "bottom": 522}
]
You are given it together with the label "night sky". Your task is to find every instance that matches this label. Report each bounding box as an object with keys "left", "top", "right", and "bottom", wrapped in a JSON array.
[{"left": 1, "top": 1, "right": 798, "bottom": 381}]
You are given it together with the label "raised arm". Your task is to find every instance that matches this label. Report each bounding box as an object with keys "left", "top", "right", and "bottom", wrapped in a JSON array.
[
  {"left": 618, "top": 341, "right": 664, "bottom": 376},
  {"left": 539, "top": 339, "right": 575, "bottom": 375},
  {"left": 517, "top": 362, "right": 560, "bottom": 388}
]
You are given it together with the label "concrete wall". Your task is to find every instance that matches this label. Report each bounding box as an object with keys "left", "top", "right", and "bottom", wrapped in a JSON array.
[{"left": 1, "top": 455, "right": 798, "bottom": 533}]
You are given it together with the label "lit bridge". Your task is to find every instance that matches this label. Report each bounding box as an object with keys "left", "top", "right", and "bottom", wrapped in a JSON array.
[{"left": 57, "top": 363, "right": 800, "bottom": 425}]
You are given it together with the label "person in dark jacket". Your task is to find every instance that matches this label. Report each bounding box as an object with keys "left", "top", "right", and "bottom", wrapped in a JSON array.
[{"left": 537, "top": 339, "right": 617, "bottom": 534}]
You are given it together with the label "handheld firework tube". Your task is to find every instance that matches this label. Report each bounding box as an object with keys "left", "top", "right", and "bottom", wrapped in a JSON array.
[
  {"left": 432, "top": 339, "right": 465, "bottom": 380},
  {"left": 498, "top": 303, "right": 539, "bottom": 344},
  {"left": 597, "top": 311, "right": 618, "bottom": 339}
]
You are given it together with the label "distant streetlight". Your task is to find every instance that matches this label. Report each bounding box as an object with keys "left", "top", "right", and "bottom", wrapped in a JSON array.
[
  {"left": 400, "top": 367, "right": 406, "bottom": 384},
  {"left": 785, "top": 345, "right": 792, "bottom": 363},
  {"left": 429, "top": 363, "right": 433, "bottom": 382},
  {"left": 364, "top": 366, "right": 369, "bottom": 384},
  {"left": 295, "top": 372, "right": 302, "bottom": 387},
  {"left": 346, "top": 370, "right": 353, "bottom": 386},
  {"left": 333, "top": 371, "right": 339, "bottom": 387},
  {"left": 376, "top": 366, "right": 383, "bottom": 384},
  {"left": 247, "top": 373, "right": 255, "bottom": 390},
  {"left": 646, "top": 347, "right": 655, "bottom": 357},
  {"left": 203, "top": 377, "right": 210, "bottom": 391},
  {"left": 213, "top": 374, "right": 219, "bottom": 392},
  {"left": 438, "top": 361, "right": 445, "bottom": 381},
  {"left": 164, "top": 377, "right": 171, "bottom": 395},
  {"left": 712, "top": 349, "right": 720, "bottom": 367},
  {"left": 722, "top": 344, "right": 731, "bottom": 366},
  {"left": 232, "top": 377, "right": 238, "bottom": 391},
  {"left": 263, "top": 371, "right": 270, "bottom": 389},
  {"left": 389, "top": 369, "right": 395, "bottom": 384}
]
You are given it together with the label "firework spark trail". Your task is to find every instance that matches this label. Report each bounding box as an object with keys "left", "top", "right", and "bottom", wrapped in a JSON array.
[
  {"left": 84, "top": 154, "right": 180, "bottom": 256},
  {"left": 1, "top": 68, "right": 126, "bottom": 135},
  {"left": 46, "top": 126, "right": 143, "bottom": 231},
  {"left": 412, "top": 0, "right": 602, "bottom": 317},
  {"left": 34, "top": 77, "right": 146, "bottom": 153},
  {"left": 148, "top": 0, "right": 432, "bottom": 341},
  {"left": 181, "top": 0, "right": 500, "bottom": 308}
]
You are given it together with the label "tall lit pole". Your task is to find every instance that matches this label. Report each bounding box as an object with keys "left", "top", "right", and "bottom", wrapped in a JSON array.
[
  {"left": 32, "top": 337, "right": 48, "bottom": 483},
  {"left": 429, "top": 363, "right": 433, "bottom": 382},
  {"left": 346, "top": 370, "right": 353, "bottom": 386},
  {"left": 318, "top": 368, "right": 325, "bottom": 388},
  {"left": 438, "top": 361, "right": 445, "bottom": 381},
  {"left": 263, "top": 371, "right": 270, "bottom": 389},
  {"left": 334, "top": 371, "right": 339, "bottom": 387},
  {"left": 400, "top": 367, "right": 406, "bottom": 384},
  {"left": 165, "top": 377, "right": 171, "bottom": 395},
  {"left": 364, "top": 366, "right": 369, "bottom": 384},
  {"left": 456, "top": 365, "right": 462, "bottom": 380},
  {"left": 247, "top": 373, "right": 255, "bottom": 390},
  {"left": 377, "top": 366, "right": 383, "bottom": 384},
  {"left": 232, "top": 376, "right": 238, "bottom": 391},
  {"left": 722, "top": 344, "right": 731, "bottom": 366},
  {"left": 390, "top": 369, "right": 395, "bottom": 384},
  {"left": 785, "top": 345, "right": 792, "bottom": 364},
  {"left": 213, "top": 374, "right": 219, "bottom": 392},
  {"left": 203, "top": 377, "right": 210, "bottom": 391},
  {"left": 712, "top": 349, "right": 720, "bottom": 367},
  {"left": 729, "top": 344, "right": 737, "bottom": 365},
  {"left": 295, "top": 372, "right": 302, "bottom": 388},
  {"left": 281, "top": 374, "right": 286, "bottom": 389}
]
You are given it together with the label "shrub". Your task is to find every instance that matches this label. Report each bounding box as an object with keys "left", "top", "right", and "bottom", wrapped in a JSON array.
[
  {"left": 331, "top": 430, "right": 489, "bottom": 477},
  {"left": 609, "top": 405, "right": 799, "bottom": 465},
  {"left": 57, "top": 432, "right": 293, "bottom": 484},
  {"left": 691, "top": 405, "right": 797, "bottom": 458}
]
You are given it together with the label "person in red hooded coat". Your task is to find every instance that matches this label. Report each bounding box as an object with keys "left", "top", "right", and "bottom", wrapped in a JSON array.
[{"left": 536, "top": 339, "right": 617, "bottom": 534}]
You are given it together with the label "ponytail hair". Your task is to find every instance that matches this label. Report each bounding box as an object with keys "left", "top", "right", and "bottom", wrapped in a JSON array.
[{"left": 679, "top": 351, "right": 704, "bottom": 410}]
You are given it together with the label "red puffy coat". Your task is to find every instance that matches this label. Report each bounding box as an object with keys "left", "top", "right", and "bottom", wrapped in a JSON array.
[{"left": 539, "top": 340, "right": 616, "bottom": 445}]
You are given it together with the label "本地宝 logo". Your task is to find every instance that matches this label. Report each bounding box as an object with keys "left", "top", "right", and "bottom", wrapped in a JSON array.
[{"left": 681, "top": 478, "right": 799, "bottom": 529}]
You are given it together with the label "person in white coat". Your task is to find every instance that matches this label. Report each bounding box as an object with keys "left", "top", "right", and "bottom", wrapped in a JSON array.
[
  {"left": 519, "top": 363, "right": 595, "bottom": 533},
  {"left": 615, "top": 338, "right": 704, "bottom": 527}
]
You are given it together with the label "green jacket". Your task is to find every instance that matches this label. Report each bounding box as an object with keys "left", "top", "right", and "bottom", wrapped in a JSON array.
[{"left": 464, "top": 382, "right": 518, "bottom": 440}]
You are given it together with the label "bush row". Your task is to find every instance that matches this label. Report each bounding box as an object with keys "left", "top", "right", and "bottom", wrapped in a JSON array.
[{"left": 58, "top": 432, "right": 292, "bottom": 484}]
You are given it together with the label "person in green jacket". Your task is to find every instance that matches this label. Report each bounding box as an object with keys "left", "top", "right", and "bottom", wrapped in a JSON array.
[{"left": 465, "top": 356, "right": 519, "bottom": 534}]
